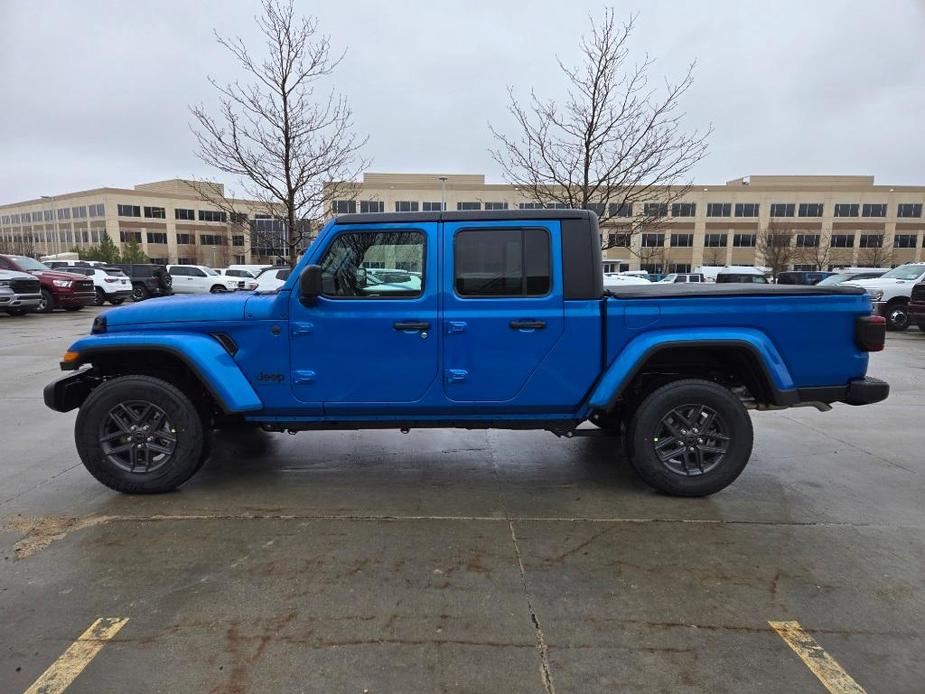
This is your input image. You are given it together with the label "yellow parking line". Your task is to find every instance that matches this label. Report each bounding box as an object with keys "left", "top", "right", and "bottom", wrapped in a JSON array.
[
  {"left": 24, "top": 617, "right": 129, "bottom": 694},
  {"left": 769, "top": 620, "right": 866, "bottom": 694}
]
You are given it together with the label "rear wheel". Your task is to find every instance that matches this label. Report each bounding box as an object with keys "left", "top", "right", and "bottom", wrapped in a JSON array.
[
  {"left": 94, "top": 287, "right": 106, "bottom": 306},
  {"left": 75, "top": 375, "right": 205, "bottom": 493},
  {"left": 625, "top": 379, "right": 753, "bottom": 497},
  {"left": 36, "top": 288, "right": 55, "bottom": 313},
  {"left": 210, "top": 285, "right": 227, "bottom": 293}
]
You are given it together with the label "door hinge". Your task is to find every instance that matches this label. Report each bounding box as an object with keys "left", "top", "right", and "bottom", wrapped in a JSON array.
[
  {"left": 293, "top": 370, "right": 316, "bottom": 384},
  {"left": 445, "top": 369, "right": 468, "bottom": 384}
]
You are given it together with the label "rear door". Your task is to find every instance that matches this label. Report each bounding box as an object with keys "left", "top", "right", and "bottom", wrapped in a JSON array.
[{"left": 441, "top": 220, "right": 564, "bottom": 402}]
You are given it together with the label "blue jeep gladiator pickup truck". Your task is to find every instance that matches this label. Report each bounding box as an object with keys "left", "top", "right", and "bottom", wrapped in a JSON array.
[{"left": 44, "top": 209, "right": 889, "bottom": 497}]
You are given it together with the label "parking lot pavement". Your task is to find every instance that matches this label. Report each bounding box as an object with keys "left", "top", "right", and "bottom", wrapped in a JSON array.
[{"left": 2, "top": 308, "right": 924, "bottom": 693}]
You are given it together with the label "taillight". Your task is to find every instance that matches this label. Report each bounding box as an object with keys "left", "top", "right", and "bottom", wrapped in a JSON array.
[{"left": 855, "top": 315, "right": 886, "bottom": 352}]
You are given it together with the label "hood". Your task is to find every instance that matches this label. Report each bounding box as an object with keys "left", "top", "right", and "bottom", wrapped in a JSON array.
[
  {"left": 844, "top": 277, "right": 902, "bottom": 288},
  {"left": 103, "top": 292, "right": 252, "bottom": 328},
  {"left": 0, "top": 269, "right": 35, "bottom": 280},
  {"left": 33, "top": 269, "right": 87, "bottom": 281}
]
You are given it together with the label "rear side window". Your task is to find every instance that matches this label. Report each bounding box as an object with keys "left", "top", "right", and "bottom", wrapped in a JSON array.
[{"left": 454, "top": 228, "right": 550, "bottom": 297}]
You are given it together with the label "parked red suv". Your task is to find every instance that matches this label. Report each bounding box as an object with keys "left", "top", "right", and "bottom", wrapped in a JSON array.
[{"left": 0, "top": 254, "right": 96, "bottom": 313}]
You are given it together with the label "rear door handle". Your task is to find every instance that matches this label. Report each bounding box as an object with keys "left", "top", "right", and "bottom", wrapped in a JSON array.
[
  {"left": 510, "top": 320, "right": 546, "bottom": 330},
  {"left": 393, "top": 321, "right": 430, "bottom": 332}
]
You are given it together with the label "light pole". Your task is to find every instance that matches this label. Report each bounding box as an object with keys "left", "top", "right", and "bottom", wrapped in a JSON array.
[
  {"left": 438, "top": 176, "right": 448, "bottom": 211},
  {"left": 41, "top": 195, "right": 59, "bottom": 256}
]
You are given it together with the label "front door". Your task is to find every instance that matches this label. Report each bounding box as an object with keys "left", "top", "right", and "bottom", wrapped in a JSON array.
[
  {"left": 290, "top": 224, "right": 439, "bottom": 412},
  {"left": 441, "top": 220, "right": 564, "bottom": 403}
]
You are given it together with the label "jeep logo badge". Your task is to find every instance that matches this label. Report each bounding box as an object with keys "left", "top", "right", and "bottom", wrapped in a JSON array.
[{"left": 256, "top": 372, "right": 285, "bottom": 383}]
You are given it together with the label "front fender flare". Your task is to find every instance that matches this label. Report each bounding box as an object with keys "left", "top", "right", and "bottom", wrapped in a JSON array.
[
  {"left": 64, "top": 332, "right": 263, "bottom": 413},
  {"left": 587, "top": 328, "right": 795, "bottom": 410}
]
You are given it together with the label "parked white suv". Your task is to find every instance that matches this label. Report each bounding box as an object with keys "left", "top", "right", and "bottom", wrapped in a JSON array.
[
  {"left": 62, "top": 266, "right": 132, "bottom": 305},
  {"left": 167, "top": 265, "right": 240, "bottom": 294},
  {"left": 844, "top": 262, "right": 925, "bottom": 331},
  {"left": 254, "top": 266, "right": 291, "bottom": 291},
  {"left": 218, "top": 267, "right": 259, "bottom": 290}
]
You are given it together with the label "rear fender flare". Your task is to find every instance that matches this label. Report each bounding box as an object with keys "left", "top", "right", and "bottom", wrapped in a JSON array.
[{"left": 587, "top": 328, "right": 795, "bottom": 410}]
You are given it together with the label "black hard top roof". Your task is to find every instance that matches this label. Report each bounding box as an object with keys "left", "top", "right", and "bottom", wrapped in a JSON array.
[{"left": 334, "top": 209, "right": 597, "bottom": 225}]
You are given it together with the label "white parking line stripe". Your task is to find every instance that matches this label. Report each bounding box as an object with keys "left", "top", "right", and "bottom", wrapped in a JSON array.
[
  {"left": 24, "top": 617, "right": 129, "bottom": 694},
  {"left": 769, "top": 620, "right": 866, "bottom": 694}
]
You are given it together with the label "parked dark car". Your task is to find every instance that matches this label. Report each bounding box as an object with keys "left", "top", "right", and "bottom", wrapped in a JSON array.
[
  {"left": 0, "top": 254, "right": 96, "bottom": 312},
  {"left": 776, "top": 271, "right": 834, "bottom": 286},
  {"left": 112, "top": 264, "right": 174, "bottom": 301},
  {"left": 908, "top": 280, "right": 925, "bottom": 332}
]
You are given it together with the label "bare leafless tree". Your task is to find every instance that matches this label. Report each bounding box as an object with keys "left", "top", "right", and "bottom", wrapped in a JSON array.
[
  {"left": 756, "top": 223, "right": 796, "bottom": 280},
  {"left": 702, "top": 246, "right": 726, "bottom": 266},
  {"left": 793, "top": 232, "right": 833, "bottom": 271},
  {"left": 190, "top": 0, "right": 368, "bottom": 266},
  {"left": 857, "top": 238, "right": 894, "bottom": 268},
  {"left": 489, "top": 9, "right": 710, "bottom": 249}
]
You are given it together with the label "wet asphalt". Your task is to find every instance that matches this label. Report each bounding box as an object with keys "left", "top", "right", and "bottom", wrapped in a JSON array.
[{"left": 1, "top": 305, "right": 924, "bottom": 693}]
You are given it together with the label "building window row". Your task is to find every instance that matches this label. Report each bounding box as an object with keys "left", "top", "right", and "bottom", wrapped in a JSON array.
[{"left": 114, "top": 204, "right": 230, "bottom": 222}]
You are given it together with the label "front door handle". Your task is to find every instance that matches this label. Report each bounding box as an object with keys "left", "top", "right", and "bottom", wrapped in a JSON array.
[
  {"left": 510, "top": 320, "right": 546, "bottom": 330},
  {"left": 393, "top": 321, "right": 430, "bottom": 332}
]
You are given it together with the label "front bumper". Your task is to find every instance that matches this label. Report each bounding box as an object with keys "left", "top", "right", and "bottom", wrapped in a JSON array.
[
  {"left": 795, "top": 377, "right": 890, "bottom": 407},
  {"left": 44, "top": 370, "right": 99, "bottom": 412},
  {"left": 908, "top": 300, "right": 925, "bottom": 323},
  {"left": 0, "top": 292, "right": 42, "bottom": 309}
]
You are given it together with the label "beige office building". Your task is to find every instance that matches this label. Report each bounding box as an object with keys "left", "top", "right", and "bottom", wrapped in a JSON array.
[
  {"left": 4, "top": 173, "right": 924, "bottom": 271},
  {"left": 329, "top": 173, "right": 925, "bottom": 272},
  {"left": 0, "top": 179, "right": 283, "bottom": 265}
]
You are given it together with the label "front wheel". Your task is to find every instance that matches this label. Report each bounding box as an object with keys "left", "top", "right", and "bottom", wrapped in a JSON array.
[
  {"left": 132, "top": 284, "right": 150, "bottom": 301},
  {"left": 6, "top": 308, "right": 29, "bottom": 316},
  {"left": 36, "top": 288, "right": 55, "bottom": 313},
  {"left": 885, "top": 302, "right": 909, "bottom": 331},
  {"left": 64, "top": 305, "right": 84, "bottom": 312},
  {"left": 625, "top": 379, "right": 753, "bottom": 497},
  {"left": 109, "top": 297, "right": 126, "bottom": 305},
  {"left": 75, "top": 375, "right": 205, "bottom": 493}
]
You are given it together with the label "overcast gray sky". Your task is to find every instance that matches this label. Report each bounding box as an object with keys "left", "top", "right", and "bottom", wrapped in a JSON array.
[{"left": 1, "top": 0, "right": 924, "bottom": 203}]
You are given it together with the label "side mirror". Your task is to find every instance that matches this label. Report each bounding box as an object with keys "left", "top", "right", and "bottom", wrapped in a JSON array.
[{"left": 300, "top": 264, "right": 323, "bottom": 304}]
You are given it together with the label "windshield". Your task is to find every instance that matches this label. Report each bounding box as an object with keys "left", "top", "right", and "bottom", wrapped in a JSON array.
[
  {"left": 881, "top": 265, "right": 925, "bottom": 280},
  {"left": 203, "top": 267, "right": 219, "bottom": 276},
  {"left": 12, "top": 256, "right": 50, "bottom": 272},
  {"left": 816, "top": 274, "right": 848, "bottom": 286}
]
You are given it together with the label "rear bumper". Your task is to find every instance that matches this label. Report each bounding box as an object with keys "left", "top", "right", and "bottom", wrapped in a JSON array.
[
  {"left": 794, "top": 377, "right": 890, "bottom": 407},
  {"left": 104, "top": 288, "right": 133, "bottom": 299}
]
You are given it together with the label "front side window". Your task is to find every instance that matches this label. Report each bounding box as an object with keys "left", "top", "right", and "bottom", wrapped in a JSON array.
[
  {"left": 320, "top": 230, "right": 424, "bottom": 298},
  {"left": 454, "top": 228, "right": 550, "bottom": 297}
]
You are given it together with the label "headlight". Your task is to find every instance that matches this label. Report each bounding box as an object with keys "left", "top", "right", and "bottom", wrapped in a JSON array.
[
  {"left": 0, "top": 279, "right": 10, "bottom": 288},
  {"left": 868, "top": 289, "right": 884, "bottom": 301},
  {"left": 52, "top": 279, "right": 72, "bottom": 288}
]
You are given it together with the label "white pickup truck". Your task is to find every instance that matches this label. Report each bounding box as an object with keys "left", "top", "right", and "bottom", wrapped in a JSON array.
[{"left": 845, "top": 262, "right": 925, "bottom": 330}]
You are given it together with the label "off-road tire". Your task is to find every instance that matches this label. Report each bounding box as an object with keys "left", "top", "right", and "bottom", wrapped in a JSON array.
[
  {"left": 75, "top": 375, "right": 205, "bottom": 494},
  {"left": 625, "top": 379, "right": 753, "bottom": 497}
]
